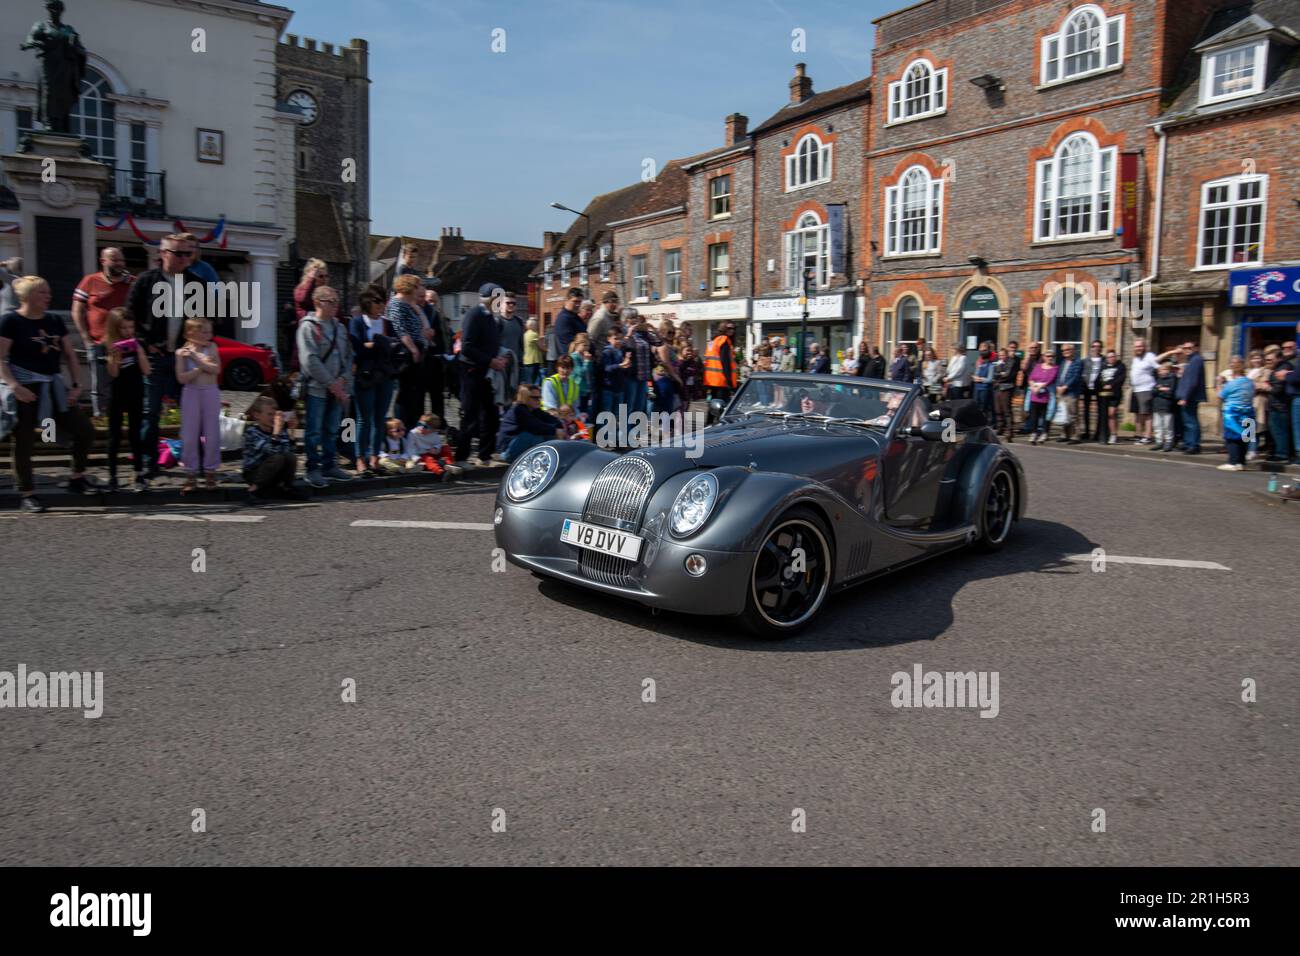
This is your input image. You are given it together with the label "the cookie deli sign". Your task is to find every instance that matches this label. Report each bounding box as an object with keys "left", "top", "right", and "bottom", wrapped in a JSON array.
[
  {"left": 1230, "top": 267, "right": 1300, "bottom": 307},
  {"left": 752, "top": 293, "right": 847, "bottom": 321}
]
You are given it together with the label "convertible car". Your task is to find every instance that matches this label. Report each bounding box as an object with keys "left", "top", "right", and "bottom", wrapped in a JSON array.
[{"left": 493, "top": 373, "right": 1026, "bottom": 638}]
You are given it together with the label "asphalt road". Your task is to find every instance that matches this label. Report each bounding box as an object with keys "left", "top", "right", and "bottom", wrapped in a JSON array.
[{"left": 1, "top": 445, "right": 1295, "bottom": 866}]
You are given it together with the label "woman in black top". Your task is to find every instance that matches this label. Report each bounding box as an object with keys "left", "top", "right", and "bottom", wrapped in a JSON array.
[{"left": 0, "top": 275, "right": 97, "bottom": 512}]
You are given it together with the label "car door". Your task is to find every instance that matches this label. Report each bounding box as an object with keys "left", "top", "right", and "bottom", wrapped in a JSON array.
[{"left": 881, "top": 394, "right": 957, "bottom": 528}]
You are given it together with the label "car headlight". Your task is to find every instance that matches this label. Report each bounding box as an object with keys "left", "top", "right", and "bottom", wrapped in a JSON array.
[
  {"left": 670, "top": 473, "right": 719, "bottom": 537},
  {"left": 505, "top": 445, "right": 559, "bottom": 501}
]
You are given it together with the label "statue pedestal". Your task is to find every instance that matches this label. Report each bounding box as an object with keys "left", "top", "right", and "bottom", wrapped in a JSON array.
[{"left": 0, "top": 133, "right": 109, "bottom": 309}]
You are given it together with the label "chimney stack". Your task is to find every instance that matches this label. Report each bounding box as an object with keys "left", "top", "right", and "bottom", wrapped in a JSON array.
[
  {"left": 724, "top": 113, "right": 748, "bottom": 147},
  {"left": 442, "top": 227, "right": 464, "bottom": 253},
  {"left": 789, "top": 63, "right": 813, "bottom": 104}
]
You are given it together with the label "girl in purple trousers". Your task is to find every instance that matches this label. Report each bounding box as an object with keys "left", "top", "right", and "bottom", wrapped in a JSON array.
[{"left": 176, "top": 317, "right": 223, "bottom": 492}]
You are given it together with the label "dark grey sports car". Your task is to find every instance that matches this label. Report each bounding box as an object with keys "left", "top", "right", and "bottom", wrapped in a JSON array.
[{"left": 493, "top": 373, "right": 1026, "bottom": 638}]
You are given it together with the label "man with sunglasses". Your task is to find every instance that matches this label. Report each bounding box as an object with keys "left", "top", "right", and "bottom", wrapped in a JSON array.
[{"left": 126, "top": 232, "right": 203, "bottom": 482}]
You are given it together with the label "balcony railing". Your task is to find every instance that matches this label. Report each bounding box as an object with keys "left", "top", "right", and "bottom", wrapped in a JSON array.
[{"left": 99, "top": 168, "right": 167, "bottom": 219}]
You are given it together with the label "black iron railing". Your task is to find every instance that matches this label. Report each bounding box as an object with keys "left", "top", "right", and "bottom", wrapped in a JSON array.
[{"left": 99, "top": 168, "right": 167, "bottom": 219}]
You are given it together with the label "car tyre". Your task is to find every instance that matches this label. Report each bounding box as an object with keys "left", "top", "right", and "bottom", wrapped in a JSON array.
[
  {"left": 973, "top": 464, "right": 1017, "bottom": 552},
  {"left": 224, "top": 359, "right": 262, "bottom": 391},
  {"left": 737, "top": 506, "right": 833, "bottom": 639}
]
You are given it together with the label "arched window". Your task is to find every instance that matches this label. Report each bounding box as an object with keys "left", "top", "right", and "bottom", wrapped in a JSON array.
[
  {"left": 783, "top": 211, "right": 830, "bottom": 289},
  {"left": 897, "top": 296, "right": 922, "bottom": 348},
  {"left": 888, "top": 58, "right": 948, "bottom": 123},
  {"left": 1042, "top": 5, "right": 1123, "bottom": 84},
  {"left": 71, "top": 68, "right": 116, "bottom": 164},
  {"left": 785, "top": 133, "right": 832, "bottom": 190},
  {"left": 1034, "top": 132, "right": 1115, "bottom": 241},
  {"left": 884, "top": 165, "right": 944, "bottom": 256}
]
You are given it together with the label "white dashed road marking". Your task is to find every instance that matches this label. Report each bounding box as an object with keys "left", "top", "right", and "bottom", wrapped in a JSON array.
[
  {"left": 132, "top": 514, "right": 266, "bottom": 523},
  {"left": 350, "top": 520, "right": 494, "bottom": 531},
  {"left": 1065, "top": 554, "right": 1231, "bottom": 571}
]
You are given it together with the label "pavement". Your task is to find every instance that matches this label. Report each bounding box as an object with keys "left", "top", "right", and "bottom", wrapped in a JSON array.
[{"left": 0, "top": 436, "right": 1295, "bottom": 866}]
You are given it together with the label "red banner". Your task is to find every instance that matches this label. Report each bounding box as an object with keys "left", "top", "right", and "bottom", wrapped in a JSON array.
[{"left": 1119, "top": 152, "right": 1140, "bottom": 250}]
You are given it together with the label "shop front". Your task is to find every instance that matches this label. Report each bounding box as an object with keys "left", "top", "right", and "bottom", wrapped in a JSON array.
[
  {"left": 1230, "top": 267, "right": 1300, "bottom": 353},
  {"left": 752, "top": 292, "right": 856, "bottom": 371},
  {"left": 959, "top": 287, "right": 1002, "bottom": 350}
]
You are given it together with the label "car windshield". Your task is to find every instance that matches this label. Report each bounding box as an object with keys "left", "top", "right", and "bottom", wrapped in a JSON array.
[{"left": 724, "top": 375, "right": 917, "bottom": 428}]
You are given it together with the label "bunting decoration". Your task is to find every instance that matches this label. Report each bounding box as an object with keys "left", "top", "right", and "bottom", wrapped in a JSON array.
[
  {"left": 5, "top": 214, "right": 229, "bottom": 247},
  {"left": 85, "top": 213, "right": 228, "bottom": 247}
]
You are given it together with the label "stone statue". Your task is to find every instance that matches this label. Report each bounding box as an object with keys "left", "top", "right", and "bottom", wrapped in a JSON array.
[{"left": 20, "top": 0, "right": 88, "bottom": 136}]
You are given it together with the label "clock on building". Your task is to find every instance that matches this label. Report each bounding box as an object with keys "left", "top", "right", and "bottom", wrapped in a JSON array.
[{"left": 286, "top": 90, "right": 319, "bottom": 125}]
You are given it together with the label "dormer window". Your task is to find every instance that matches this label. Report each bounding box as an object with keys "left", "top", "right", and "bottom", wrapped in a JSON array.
[
  {"left": 1200, "top": 40, "right": 1268, "bottom": 105},
  {"left": 888, "top": 58, "right": 948, "bottom": 124},
  {"left": 1042, "top": 5, "right": 1123, "bottom": 86}
]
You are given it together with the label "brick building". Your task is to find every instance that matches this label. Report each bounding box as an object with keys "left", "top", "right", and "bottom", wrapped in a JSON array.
[
  {"left": 534, "top": 115, "right": 755, "bottom": 351},
  {"left": 608, "top": 161, "right": 688, "bottom": 334},
  {"left": 673, "top": 114, "right": 756, "bottom": 353},
  {"left": 1150, "top": 0, "right": 1300, "bottom": 371},
  {"left": 865, "top": 0, "right": 1248, "bottom": 405},
  {"left": 750, "top": 66, "right": 872, "bottom": 366},
  {"left": 534, "top": 183, "right": 645, "bottom": 328}
]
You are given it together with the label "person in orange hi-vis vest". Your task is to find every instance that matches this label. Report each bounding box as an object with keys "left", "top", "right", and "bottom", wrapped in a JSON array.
[{"left": 703, "top": 321, "right": 738, "bottom": 403}]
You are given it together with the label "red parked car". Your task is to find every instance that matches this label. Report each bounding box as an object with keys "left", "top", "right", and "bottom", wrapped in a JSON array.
[{"left": 213, "top": 336, "right": 279, "bottom": 390}]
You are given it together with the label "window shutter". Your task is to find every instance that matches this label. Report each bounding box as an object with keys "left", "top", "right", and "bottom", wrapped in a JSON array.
[
  {"left": 929, "top": 180, "right": 943, "bottom": 253},
  {"left": 1105, "top": 16, "right": 1122, "bottom": 67},
  {"left": 934, "top": 69, "right": 947, "bottom": 111},
  {"left": 1097, "top": 148, "right": 1110, "bottom": 233},
  {"left": 1035, "top": 159, "right": 1052, "bottom": 240},
  {"left": 885, "top": 185, "right": 898, "bottom": 255},
  {"left": 1043, "top": 36, "right": 1059, "bottom": 83},
  {"left": 828, "top": 204, "right": 846, "bottom": 277}
]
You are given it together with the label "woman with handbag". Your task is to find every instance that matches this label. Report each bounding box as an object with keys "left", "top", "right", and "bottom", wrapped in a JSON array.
[{"left": 1027, "top": 350, "right": 1059, "bottom": 444}]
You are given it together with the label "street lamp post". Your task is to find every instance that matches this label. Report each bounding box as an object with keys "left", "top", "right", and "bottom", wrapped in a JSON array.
[
  {"left": 549, "top": 200, "right": 591, "bottom": 252},
  {"left": 799, "top": 266, "right": 813, "bottom": 372}
]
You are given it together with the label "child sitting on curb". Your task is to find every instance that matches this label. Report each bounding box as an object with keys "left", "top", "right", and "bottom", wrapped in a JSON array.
[
  {"left": 406, "top": 413, "right": 463, "bottom": 477},
  {"left": 242, "top": 396, "right": 307, "bottom": 503},
  {"left": 555, "top": 404, "right": 589, "bottom": 441},
  {"left": 377, "top": 418, "right": 417, "bottom": 474}
]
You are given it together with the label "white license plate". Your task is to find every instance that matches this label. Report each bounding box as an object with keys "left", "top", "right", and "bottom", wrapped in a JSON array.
[{"left": 561, "top": 518, "right": 643, "bottom": 561}]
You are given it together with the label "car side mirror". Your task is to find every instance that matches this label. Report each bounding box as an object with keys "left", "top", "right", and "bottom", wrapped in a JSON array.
[
  {"left": 908, "top": 421, "right": 947, "bottom": 441},
  {"left": 707, "top": 398, "right": 726, "bottom": 424}
]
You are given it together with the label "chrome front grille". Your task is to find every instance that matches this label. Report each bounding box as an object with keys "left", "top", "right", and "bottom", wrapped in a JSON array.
[
  {"left": 583, "top": 455, "right": 655, "bottom": 529},
  {"left": 578, "top": 548, "right": 639, "bottom": 587}
]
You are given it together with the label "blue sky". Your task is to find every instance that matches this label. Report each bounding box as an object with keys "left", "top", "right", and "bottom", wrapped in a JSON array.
[{"left": 286, "top": 0, "right": 891, "bottom": 247}]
